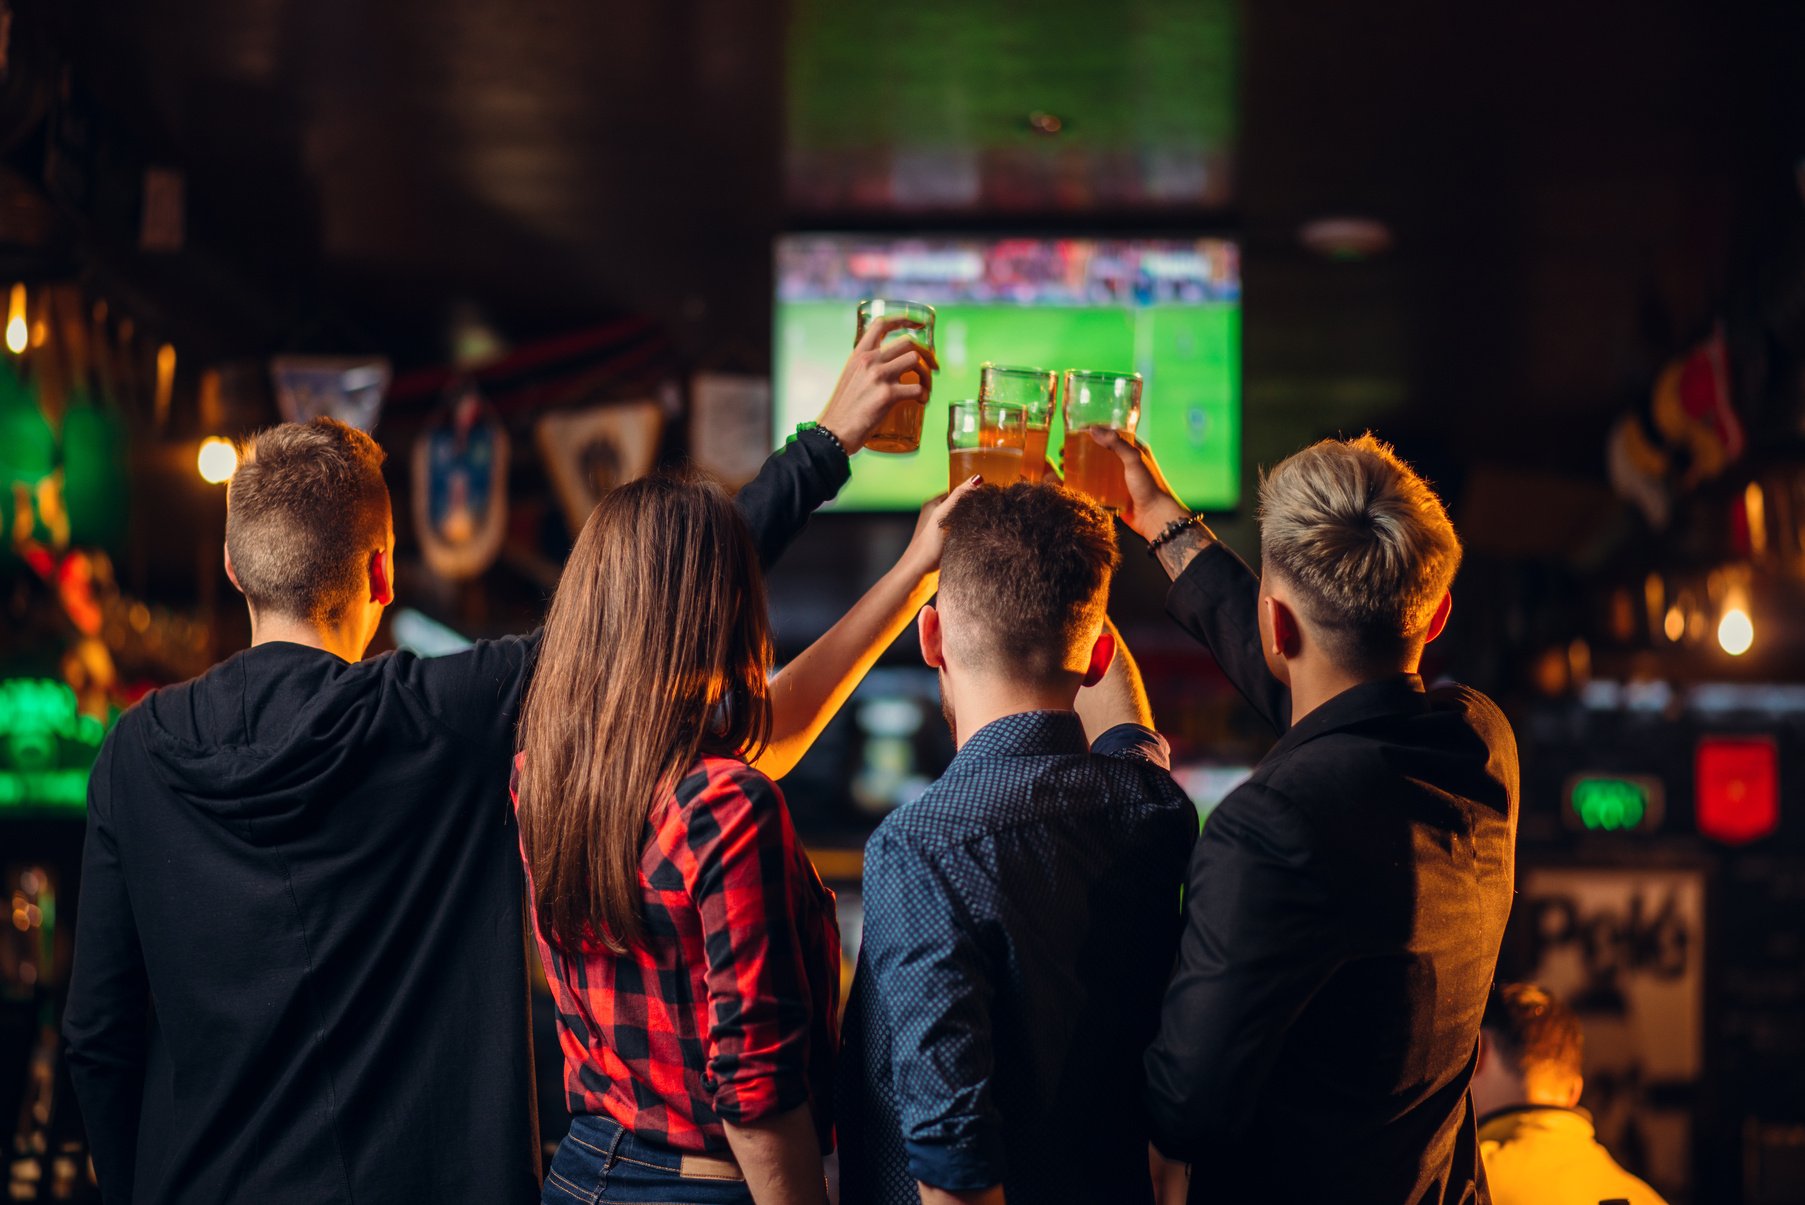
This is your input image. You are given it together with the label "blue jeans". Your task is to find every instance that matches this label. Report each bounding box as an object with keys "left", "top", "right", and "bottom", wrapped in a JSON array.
[{"left": 542, "top": 1114, "right": 754, "bottom": 1205}]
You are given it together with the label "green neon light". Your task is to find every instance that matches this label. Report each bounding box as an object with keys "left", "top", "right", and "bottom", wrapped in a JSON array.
[
  {"left": 0, "top": 769, "right": 90, "bottom": 812},
  {"left": 0, "top": 678, "right": 114, "bottom": 814},
  {"left": 1571, "top": 777, "right": 1650, "bottom": 832}
]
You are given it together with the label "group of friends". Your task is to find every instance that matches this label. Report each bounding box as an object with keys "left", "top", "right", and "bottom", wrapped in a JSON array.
[{"left": 56, "top": 329, "right": 1658, "bottom": 1203}]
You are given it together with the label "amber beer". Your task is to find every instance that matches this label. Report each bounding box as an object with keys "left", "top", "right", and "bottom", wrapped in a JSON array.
[
  {"left": 856, "top": 299, "right": 936, "bottom": 453},
  {"left": 1060, "top": 369, "right": 1143, "bottom": 513},
  {"left": 948, "top": 400, "right": 1027, "bottom": 491},
  {"left": 949, "top": 445, "right": 1027, "bottom": 487},
  {"left": 1062, "top": 433, "right": 1131, "bottom": 512},
  {"left": 978, "top": 364, "right": 1057, "bottom": 483},
  {"left": 1020, "top": 426, "right": 1050, "bottom": 482}
]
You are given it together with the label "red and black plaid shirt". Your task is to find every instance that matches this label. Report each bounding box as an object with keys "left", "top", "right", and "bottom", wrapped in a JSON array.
[{"left": 512, "top": 753, "right": 841, "bottom": 1155}]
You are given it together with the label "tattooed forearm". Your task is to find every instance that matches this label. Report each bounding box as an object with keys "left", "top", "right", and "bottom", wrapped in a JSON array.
[{"left": 1155, "top": 523, "right": 1215, "bottom": 581}]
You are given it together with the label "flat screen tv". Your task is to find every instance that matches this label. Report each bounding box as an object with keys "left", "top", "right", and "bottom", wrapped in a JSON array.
[{"left": 772, "top": 233, "right": 1241, "bottom": 511}]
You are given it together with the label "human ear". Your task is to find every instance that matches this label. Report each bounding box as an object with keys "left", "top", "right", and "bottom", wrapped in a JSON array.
[
  {"left": 918, "top": 604, "right": 944, "bottom": 669},
  {"left": 370, "top": 548, "right": 396, "bottom": 607},
  {"left": 1080, "top": 629, "right": 1116, "bottom": 688},
  {"left": 1424, "top": 592, "right": 1452, "bottom": 645},
  {"left": 223, "top": 544, "right": 243, "bottom": 595},
  {"left": 1268, "top": 596, "right": 1302, "bottom": 661}
]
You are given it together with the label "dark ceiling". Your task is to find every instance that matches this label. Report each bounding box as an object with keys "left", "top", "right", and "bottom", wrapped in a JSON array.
[{"left": 27, "top": 0, "right": 1805, "bottom": 486}]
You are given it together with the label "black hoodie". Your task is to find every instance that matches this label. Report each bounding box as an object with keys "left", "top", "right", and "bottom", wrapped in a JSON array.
[{"left": 61, "top": 432, "right": 848, "bottom": 1204}]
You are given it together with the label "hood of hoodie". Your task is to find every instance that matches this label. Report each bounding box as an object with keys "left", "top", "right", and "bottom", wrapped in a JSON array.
[{"left": 136, "top": 641, "right": 400, "bottom": 832}]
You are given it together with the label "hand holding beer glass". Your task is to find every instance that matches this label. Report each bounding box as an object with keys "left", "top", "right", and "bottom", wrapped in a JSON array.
[
  {"left": 978, "top": 363, "right": 1057, "bottom": 483},
  {"left": 1061, "top": 370, "right": 1142, "bottom": 512},
  {"left": 854, "top": 299, "right": 937, "bottom": 453},
  {"left": 948, "top": 400, "right": 1027, "bottom": 490}
]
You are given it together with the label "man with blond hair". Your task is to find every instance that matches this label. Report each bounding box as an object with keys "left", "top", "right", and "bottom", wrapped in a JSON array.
[{"left": 1091, "top": 431, "right": 1519, "bottom": 1204}]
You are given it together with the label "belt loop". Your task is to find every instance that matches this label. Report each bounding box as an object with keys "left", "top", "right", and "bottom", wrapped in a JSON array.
[{"left": 602, "top": 1121, "right": 625, "bottom": 1170}]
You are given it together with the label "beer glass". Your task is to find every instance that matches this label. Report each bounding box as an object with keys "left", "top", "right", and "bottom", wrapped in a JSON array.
[
  {"left": 855, "top": 299, "right": 936, "bottom": 453},
  {"left": 1060, "top": 370, "right": 1142, "bottom": 513},
  {"left": 947, "top": 400, "right": 1026, "bottom": 491},
  {"left": 978, "top": 364, "right": 1057, "bottom": 482}
]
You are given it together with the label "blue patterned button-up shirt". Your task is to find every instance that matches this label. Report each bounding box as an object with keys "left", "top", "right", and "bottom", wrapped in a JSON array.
[{"left": 837, "top": 710, "right": 1198, "bottom": 1205}]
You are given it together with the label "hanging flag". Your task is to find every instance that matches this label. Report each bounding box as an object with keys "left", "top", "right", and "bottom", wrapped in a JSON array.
[
  {"left": 413, "top": 381, "right": 509, "bottom": 581},
  {"left": 535, "top": 400, "right": 663, "bottom": 534},
  {"left": 271, "top": 356, "right": 392, "bottom": 432}
]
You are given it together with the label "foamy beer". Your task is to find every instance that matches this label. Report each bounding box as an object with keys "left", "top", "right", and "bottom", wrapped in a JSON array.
[
  {"left": 947, "top": 400, "right": 1027, "bottom": 491},
  {"left": 978, "top": 364, "right": 1057, "bottom": 483},
  {"left": 855, "top": 299, "right": 936, "bottom": 453},
  {"left": 1060, "top": 370, "right": 1142, "bottom": 513}
]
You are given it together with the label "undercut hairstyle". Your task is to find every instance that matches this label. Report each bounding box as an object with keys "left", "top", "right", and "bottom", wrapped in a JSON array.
[
  {"left": 1484, "top": 982, "right": 1583, "bottom": 1084},
  {"left": 937, "top": 483, "right": 1120, "bottom": 683},
  {"left": 225, "top": 418, "right": 391, "bottom": 625},
  {"left": 1258, "top": 433, "right": 1462, "bottom": 670}
]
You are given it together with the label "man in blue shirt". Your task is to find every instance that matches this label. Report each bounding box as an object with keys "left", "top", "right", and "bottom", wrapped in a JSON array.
[{"left": 838, "top": 482, "right": 1198, "bottom": 1205}]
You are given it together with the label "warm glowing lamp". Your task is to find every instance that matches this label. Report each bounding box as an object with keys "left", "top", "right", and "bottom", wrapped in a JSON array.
[
  {"left": 1745, "top": 483, "right": 1768, "bottom": 557},
  {"left": 1717, "top": 606, "right": 1753, "bottom": 656},
  {"left": 4, "top": 285, "right": 26, "bottom": 355},
  {"left": 1663, "top": 606, "right": 1685, "bottom": 642},
  {"left": 197, "top": 437, "right": 238, "bottom": 484}
]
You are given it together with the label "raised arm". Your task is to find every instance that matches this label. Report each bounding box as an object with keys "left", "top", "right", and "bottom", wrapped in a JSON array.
[
  {"left": 1073, "top": 618, "right": 1155, "bottom": 743},
  {"left": 753, "top": 481, "right": 977, "bottom": 781},
  {"left": 737, "top": 315, "right": 938, "bottom": 568},
  {"left": 1091, "top": 429, "right": 1291, "bottom": 733},
  {"left": 61, "top": 742, "right": 149, "bottom": 1205}
]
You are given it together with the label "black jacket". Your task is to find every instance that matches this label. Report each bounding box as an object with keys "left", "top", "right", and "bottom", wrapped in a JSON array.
[
  {"left": 61, "top": 432, "right": 847, "bottom": 1205},
  {"left": 1145, "top": 542, "right": 1519, "bottom": 1205}
]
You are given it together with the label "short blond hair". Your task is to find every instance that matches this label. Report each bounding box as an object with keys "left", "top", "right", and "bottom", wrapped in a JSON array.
[
  {"left": 226, "top": 419, "right": 390, "bottom": 624},
  {"left": 1258, "top": 434, "right": 1461, "bottom": 665}
]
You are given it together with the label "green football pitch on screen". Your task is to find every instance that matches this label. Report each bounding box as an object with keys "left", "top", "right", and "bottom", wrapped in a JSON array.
[{"left": 773, "top": 300, "right": 1241, "bottom": 512}]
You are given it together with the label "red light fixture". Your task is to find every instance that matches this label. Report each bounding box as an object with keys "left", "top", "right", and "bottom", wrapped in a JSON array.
[{"left": 1695, "top": 736, "right": 1779, "bottom": 845}]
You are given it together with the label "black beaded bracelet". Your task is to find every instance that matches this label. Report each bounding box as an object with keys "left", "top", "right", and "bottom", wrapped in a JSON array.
[
  {"left": 794, "top": 421, "right": 846, "bottom": 457},
  {"left": 1145, "top": 512, "right": 1204, "bottom": 558}
]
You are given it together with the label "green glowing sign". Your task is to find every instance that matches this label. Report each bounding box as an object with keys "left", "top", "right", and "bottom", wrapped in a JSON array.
[
  {"left": 0, "top": 678, "right": 113, "bottom": 815},
  {"left": 1568, "top": 775, "right": 1662, "bottom": 833}
]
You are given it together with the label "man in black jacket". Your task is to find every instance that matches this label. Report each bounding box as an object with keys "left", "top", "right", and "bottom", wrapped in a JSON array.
[
  {"left": 1091, "top": 429, "right": 1518, "bottom": 1204},
  {"left": 60, "top": 325, "right": 932, "bottom": 1205}
]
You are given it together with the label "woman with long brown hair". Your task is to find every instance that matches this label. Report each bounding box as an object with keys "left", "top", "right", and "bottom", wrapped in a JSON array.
[{"left": 515, "top": 469, "right": 972, "bottom": 1205}]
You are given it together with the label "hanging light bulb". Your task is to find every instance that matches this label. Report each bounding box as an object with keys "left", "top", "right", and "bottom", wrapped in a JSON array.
[
  {"left": 197, "top": 437, "right": 238, "bottom": 484},
  {"left": 1717, "top": 605, "right": 1753, "bottom": 656},
  {"left": 5, "top": 285, "right": 27, "bottom": 355}
]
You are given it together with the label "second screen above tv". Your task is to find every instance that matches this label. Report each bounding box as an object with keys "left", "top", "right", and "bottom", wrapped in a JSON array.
[{"left": 773, "top": 234, "right": 1242, "bottom": 512}]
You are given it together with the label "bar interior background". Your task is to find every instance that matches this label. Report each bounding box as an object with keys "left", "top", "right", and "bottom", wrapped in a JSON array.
[{"left": 3, "top": 1, "right": 1805, "bottom": 1201}]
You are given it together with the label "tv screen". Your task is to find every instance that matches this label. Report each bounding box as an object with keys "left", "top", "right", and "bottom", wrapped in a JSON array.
[{"left": 773, "top": 234, "right": 1241, "bottom": 511}]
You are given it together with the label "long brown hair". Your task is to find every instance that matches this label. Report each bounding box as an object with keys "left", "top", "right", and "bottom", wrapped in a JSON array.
[{"left": 517, "top": 471, "right": 773, "bottom": 953}]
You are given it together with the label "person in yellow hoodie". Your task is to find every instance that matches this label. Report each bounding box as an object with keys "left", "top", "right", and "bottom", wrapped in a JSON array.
[{"left": 1471, "top": 983, "right": 1669, "bottom": 1205}]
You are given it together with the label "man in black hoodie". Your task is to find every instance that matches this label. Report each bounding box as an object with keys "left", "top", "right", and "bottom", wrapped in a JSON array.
[{"left": 61, "top": 327, "right": 932, "bottom": 1204}]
